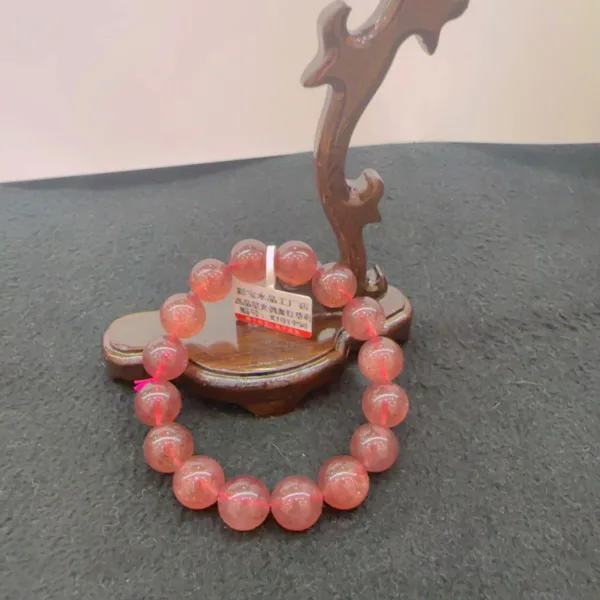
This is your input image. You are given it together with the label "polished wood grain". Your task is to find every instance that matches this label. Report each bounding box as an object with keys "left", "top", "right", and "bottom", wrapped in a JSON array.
[
  {"left": 104, "top": 285, "right": 412, "bottom": 416},
  {"left": 103, "top": 0, "right": 469, "bottom": 416},
  {"left": 302, "top": 0, "right": 469, "bottom": 295}
]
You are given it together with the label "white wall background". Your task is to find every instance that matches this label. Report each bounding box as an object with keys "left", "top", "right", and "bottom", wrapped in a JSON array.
[{"left": 1, "top": 0, "right": 599, "bottom": 182}]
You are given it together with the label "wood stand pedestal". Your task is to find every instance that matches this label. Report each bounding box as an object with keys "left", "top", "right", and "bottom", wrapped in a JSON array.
[{"left": 103, "top": 0, "right": 469, "bottom": 416}]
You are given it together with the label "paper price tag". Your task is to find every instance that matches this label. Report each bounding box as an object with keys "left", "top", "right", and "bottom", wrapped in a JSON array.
[{"left": 233, "top": 246, "right": 313, "bottom": 338}]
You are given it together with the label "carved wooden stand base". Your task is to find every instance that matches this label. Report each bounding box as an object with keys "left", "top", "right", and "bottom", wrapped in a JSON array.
[
  {"left": 103, "top": 285, "right": 411, "bottom": 417},
  {"left": 102, "top": 0, "right": 469, "bottom": 417}
]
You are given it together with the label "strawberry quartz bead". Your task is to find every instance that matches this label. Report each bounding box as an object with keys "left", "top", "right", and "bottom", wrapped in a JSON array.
[
  {"left": 358, "top": 336, "right": 404, "bottom": 383},
  {"left": 342, "top": 297, "right": 386, "bottom": 340},
  {"left": 350, "top": 423, "right": 399, "bottom": 473},
  {"left": 275, "top": 241, "right": 318, "bottom": 286},
  {"left": 173, "top": 455, "right": 225, "bottom": 510},
  {"left": 159, "top": 293, "right": 206, "bottom": 338},
  {"left": 134, "top": 381, "right": 182, "bottom": 427},
  {"left": 142, "top": 335, "right": 189, "bottom": 381},
  {"left": 143, "top": 423, "right": 194, "bottom": 473},
  {"left": 229, "top": 239, "right": 267, "bottom": 283},
  {"left": 218, "top": 475, "right": 270, "bottom": 531},
  {"left": 271, "top": 475, "right": 323, "bottom": 531},
  {"left": 189, "top": 258, "right": 232, "bottom": 302},
  {"left": 317, "top": 456, "right": 369, "bottom": 510},
  {"left": 362, "top": 383, "right": 409, "bottom": 427},
  {"left": 311, "top": 263, "right": 357, "bottom": 308}
]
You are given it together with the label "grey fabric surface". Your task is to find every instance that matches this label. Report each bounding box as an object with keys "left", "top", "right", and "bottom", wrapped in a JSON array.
[{"left": 1, "top": 143, "right": 599, "bottom": 600}]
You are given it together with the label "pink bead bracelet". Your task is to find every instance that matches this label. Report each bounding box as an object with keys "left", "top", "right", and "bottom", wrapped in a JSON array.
[{"left": 132, "top": 239, "right": 409, "bottom": 532}]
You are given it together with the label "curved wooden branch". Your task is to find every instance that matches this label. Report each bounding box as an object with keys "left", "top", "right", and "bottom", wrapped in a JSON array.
[{"left": 302, "top": 0, "right": 469, "bottom": 295}]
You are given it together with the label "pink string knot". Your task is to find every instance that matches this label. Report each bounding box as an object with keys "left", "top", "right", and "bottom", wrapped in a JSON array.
[
  {"left": 133, "top": 377, "right": 158, "bottom": 392},
  {"left": 133, "top": 361, "right": 167, "bottom": 391}
]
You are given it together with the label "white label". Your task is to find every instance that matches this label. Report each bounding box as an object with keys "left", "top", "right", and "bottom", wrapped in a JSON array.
[{"left": 233, "top": 245, "right": 313, "bottom": 338}]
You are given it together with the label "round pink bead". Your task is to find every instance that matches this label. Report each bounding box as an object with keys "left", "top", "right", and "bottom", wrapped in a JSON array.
[
  {"left": 311, "top": 262, "right": 357, "bottom": 308},
  {"left": 229, "top": 239, "right": 267, "bottom": 283},
  {"left": 350, "top": 423, "right": 399, "bottom": 473},
  {"left": 134, "top": 381, "right": 182, "bottom": 427},
  {"left": 159, "top": 293, "right": 206, "bottom": 338},
  {"left": 173, "top": 455, "right": 225, "bottom": 510},
  {"left": 271, "top": 475, "right": 323, "bottom": 531},
  {"left": 275, "top": 241, "right": 318, "bottom": 286},
  {"left": 342, "top": 297, "right": 386, "bottom": 340},
  {"left": 143, "top": 422, "right": 194, "bottom": 473},
  {"left": 142, "top": 335, "right": 189, "bottom": 381},
  {"left": 218, "top": 475, "right": 270, "bottom": 531},
  {"left": 189, "top": 258, "right": 233, "bottom": 302},
  {"left": 317, "top": 455, "right": 369, "bottom": 510},
  {"left": 358, "top": 336, "right": 404, "bottom": 383},
  {"left": 362, "top": 383, "right": 409, "bottom": 427}
]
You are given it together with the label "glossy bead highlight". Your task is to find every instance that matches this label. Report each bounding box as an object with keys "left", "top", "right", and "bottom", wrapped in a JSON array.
[
  {"left": 189, "top": 258, "right": 233, "bottom": 302},
  {"left": 173, "top": 455, "right": 225, "bottom": 509},
  {"left": 350, "top": 423, "right": 399, "bottom": 473},
  {"left": 271, "top": 475, "right": 323, "bottom": 531},
  {"left": 142, "top": 335, "right": 189, "bottom": 381},
  {"left": 311, "top": 262, "right": 357, "bottom": 308},
  {"left": 342, "top": 297, "right": 386, "bottom": 340},
  {"left": 134, "top": 381, "right": 182, "bottom": 427},
  {"left": 143, "top": 423, "right": 194, "bottom": 473},
  {"left": 361, "top": 383, "right": 409, "bottom": 427},
  {"left": 358, "top": 336, "right": 404, "bottom": 383},
  {"left": 159, "top": 293, "right": 206, "bottom": 338},
  {"left": 275, "top": 241, "right": 318, "bottom": 286},
  {"left": 218, "top": 475, "right": 271, "bottom": 531},
  {"left": 317, "top": 455, "right": 369, "bottom": 510},
  {"left": 229, "top": 239, "right": 267, "bottom": 283}
]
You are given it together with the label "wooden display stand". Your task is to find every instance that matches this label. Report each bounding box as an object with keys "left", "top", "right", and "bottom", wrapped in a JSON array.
[{"left": 103, "top": 0, "right": 469, "bottom": 416}]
